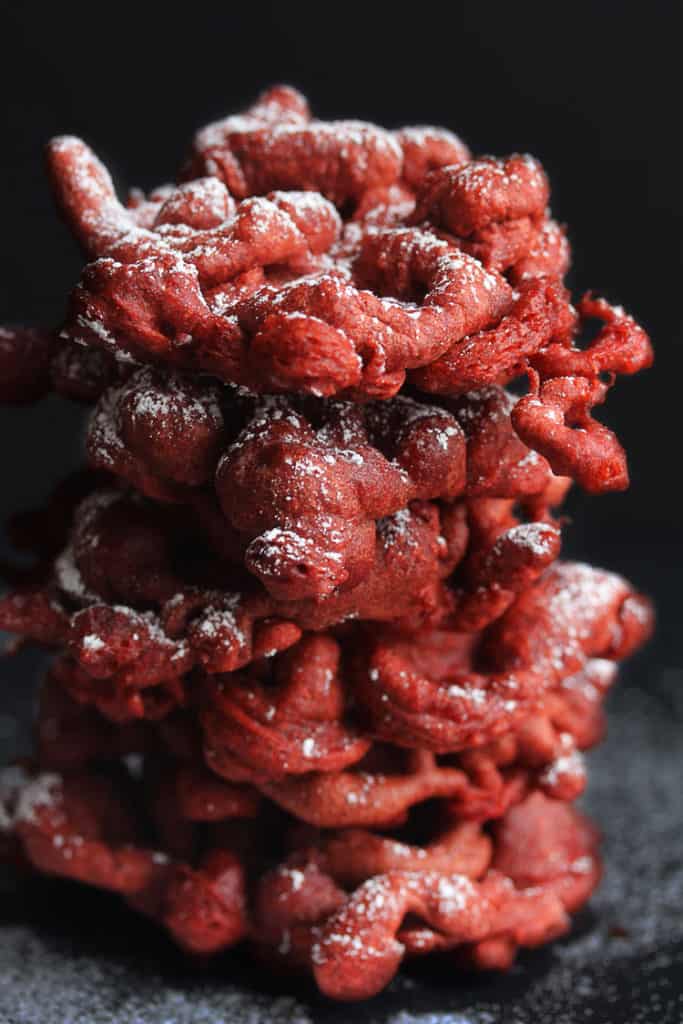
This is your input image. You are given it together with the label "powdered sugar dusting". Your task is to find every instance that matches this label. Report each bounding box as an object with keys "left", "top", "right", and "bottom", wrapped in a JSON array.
[
  {"left": 194, "top": 599, "right": 246, "bottom": 649},
  {"left": 54, "top": 547, "right": 97, "bottom": 604},
  {"left": 379, "top": 507, "right": 418, "bottom": 548},
  {"left": 0, "top": 768, "right": 62, "bottom": 830},
  {"left": 507, "top": 521, "right": 558, "bottom": 558},
  {"left": 541, "top": 735, "right": 586, "bottom": 789}
]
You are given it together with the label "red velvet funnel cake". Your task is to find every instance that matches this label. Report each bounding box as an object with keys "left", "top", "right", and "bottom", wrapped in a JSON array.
[{"left": 0, "top": 86, "right": 652, "bottom": 1001}]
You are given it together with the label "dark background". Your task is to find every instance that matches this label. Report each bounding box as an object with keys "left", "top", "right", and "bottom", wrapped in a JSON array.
[{"left": 0, "top": 3, "right": 681, "bottom": 1020}]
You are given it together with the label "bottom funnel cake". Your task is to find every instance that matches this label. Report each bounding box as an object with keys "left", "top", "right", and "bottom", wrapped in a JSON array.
[
  {"left": 1, "top": 758, "right": 599, "bottom": 1002},
  {"left": 0, "top": 560, "right": 651, "bottom": 1001}
]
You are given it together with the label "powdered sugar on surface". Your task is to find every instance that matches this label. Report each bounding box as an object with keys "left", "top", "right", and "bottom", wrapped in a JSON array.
[
  {"left": 0, "top": 767, "right": 61, "bottom": 831},
  {"left": 0, "top": 925, "right": 315, "bottom": 1024}
]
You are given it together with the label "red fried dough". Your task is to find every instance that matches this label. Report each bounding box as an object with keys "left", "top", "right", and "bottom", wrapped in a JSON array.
[
  {"left": 166, "top": 498, "right": 458, "bottom": 647},
  {"left": 0, "top": 83, "right": 657, "bottom": 1003},
  {"left": 192, "top": 116, "right": 402, "bottom": 209},
  {"left": 0, "top": 325, "right": 119, "bottom": 408},
  {"left": 396, "top": 126, "right": 470, "bottom": 190},
  {"left": 513, "top": 375, "right": 630, "bottom": 492},
  {"left": 48, "top": 134, "right": 338, "bottom": 268},
  {"left": 532, "top": 294, "right": 653, "bottom": 379},
  {"left": 410, "top": 275, "right": 575, "bottom": 396},
  {"left": 412, "top": 154, "right": 553, "bottom": 277},
  {"left": 50, "top": 127, "right": 520, "bottom": 396},
  {"left": 166, "top": 764, "right": 260, "bottom": 823},
  {"left": 215, "top": 656, "right": 614, "bottom": 827},
  {"left": 411, "top": 155, "right": 571, "bottom": 289},
  {"left": 454, "top": 657, "right": 618, "bottom": 811},
  {"left": 254, "top": 792, "right": 600, "bottom": 999},
  {"left": 0, "top": 589, "right": 69, "bottom": 648},
  {"left": 88, "top": 380, "right": 471, "bottom": 597},
  {"left": 15, "top": 85, "right": 646, "bottom": 428},
  {"left": 251, "top": 823, "right": 489, "bottom": 972},
  {"left": 35, "top": 675, "right": 148, "bottom": 769},
  {"left": 87, "top": 373, "right": 557, "bottom": 600},
  {"left": 32, "top": 647, "right": 614, "bottom": 828},
  {"left": 0, "top": 477, "right": 646, "bottom": 733},
  {"left": 143, "top": 758, "right": 261, "bottom": 862},
  {"left": 447, "top": 495, "right": 564, "bottom": 633},
  {"left": 186, "top": 87, "right": 470, "bottom": 209},
  {"left": 354, "top": 562, "right": 653, "bottom": 752},
  {"left": 0, "top": 766, "right": 248, "bottom": 955},
  {"left": 505, "top": 294, "right": 653, "bottom": 492},
  {"left": 0, "top": 454, "right": 570, "bottom": 724},
  {"left": 299, "top": 819, "right": 493, "bottom": 887},
  {"left": 230, "top": 749, "right": 475, "bottom": 830},
  {"left": 12, "top": 295, "right": 646, "bottom": 499},
  {"left": 414, "top": 155, "right": 549, "bottom": 239},
  {"left": 0, "top": 491, "right": 462, "bottom": 717},
  {"left": 445, "top": 385, "right": 559, "bottom": 497},
  {"left": 215, "top": 395, "right": 466, "bottom": 600},
  {"left": 63, "top": 218, "right": 512, "bottom": 399},
  {"left": 201, "top": 634, "right": 370, "bottom": 781},
  {"left": 509, "top": 218, "right": 570, "bottom": 283},
  {"left": 1, "top": 761, "right": 598, "bottom": 995},
  {"left": 88, "top": 368, "right": 226, "bottom": 502},
  {"left": 186, "top": 87, "right": 389, "bottom": 204},
  {"left": 1, "top": 768, "right": 159, "bottom": 892},
  {"left": 51, "top": 339, "right": 121, "bottom": 402},
  {"left": 1, "top": 82, "right": 650, "bottom": 460}
]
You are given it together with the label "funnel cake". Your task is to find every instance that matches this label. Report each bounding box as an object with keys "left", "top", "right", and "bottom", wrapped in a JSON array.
[
  {"left": 0, "top": 758, "right": 599, "bottom": 985},
  {"left": 86, "top": 376, "right": 555, "bottom": 598},
  {"left": 0, "top": 85, "right": 653, "bottom": 1001},
  {"left": 22, "top": 88, "right": 647, "bottom": 485},
  {"left": 0, "top": 474, "right": 580, "bottom": 721},
  {"left": 255, "top": 792, "right": 601, "bottom": 999}
]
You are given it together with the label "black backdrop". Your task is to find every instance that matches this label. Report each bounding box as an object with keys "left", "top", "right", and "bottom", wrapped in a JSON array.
[
  {"left": 0, "top": 2, "right": 680, "bottom": 680},
  {"left": 1, "top": 4, "right": 683, "bottom": 1020}
]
